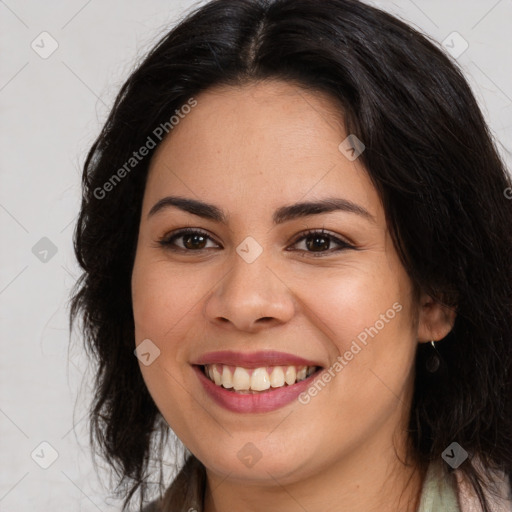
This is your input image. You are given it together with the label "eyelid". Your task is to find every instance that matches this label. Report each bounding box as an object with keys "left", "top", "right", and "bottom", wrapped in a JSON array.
[
  {"left": 158, "top": 227, "right": 222, "bottom": 250},
  {"left": 157, "top": 227, "right": 356, "bottom": 255},
  {"left": 288, "top": 228, "right": 354, "bottom": 248}
]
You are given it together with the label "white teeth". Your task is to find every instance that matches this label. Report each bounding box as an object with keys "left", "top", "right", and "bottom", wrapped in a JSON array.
[
  {"left": 221, "top": 366, "right": 233, "bottom": 388},
  {"left": 204, "top": 364, "right": 318, "bottom": 391},
  {"left": 285, "top": 366, "right": 297, "bottom": 385},
  {"left": 251, "top": 368, "right": 271, "bottom": 391},
  {"left": 233, "top": 367, "right": 251, "bottom": 390},
  {"left": 269, "top": 366, "right": 285, "bottom": 387},
  {"left": 212, "top": 365, "right": 222, "bottom": 385}
]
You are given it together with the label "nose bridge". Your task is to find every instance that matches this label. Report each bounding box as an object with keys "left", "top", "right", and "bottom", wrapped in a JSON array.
[
  {"left": 205, "top": 239, "right": 295, "bottom": 330},
  {"left": 231, "top": 244, "right": 276, "bottom": 297}
]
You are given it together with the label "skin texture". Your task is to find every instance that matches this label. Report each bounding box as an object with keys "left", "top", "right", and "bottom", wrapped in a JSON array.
[{"left": 131, "top": 80, "right": 456, "bottom": 512}]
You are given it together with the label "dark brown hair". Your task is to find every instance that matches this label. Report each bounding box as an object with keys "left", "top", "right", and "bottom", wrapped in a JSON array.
[{"left": 70, "top": 0, "right": 512, "bottom": 510}]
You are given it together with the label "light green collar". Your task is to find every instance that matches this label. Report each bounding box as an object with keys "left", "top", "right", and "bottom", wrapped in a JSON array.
[{"left": 416, "top": 460, "right": 461, "bottom": 512}]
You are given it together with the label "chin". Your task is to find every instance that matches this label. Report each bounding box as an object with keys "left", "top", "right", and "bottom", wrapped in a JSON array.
[{"left": 196, "top": 440, "right": 318, "bottom": 484}]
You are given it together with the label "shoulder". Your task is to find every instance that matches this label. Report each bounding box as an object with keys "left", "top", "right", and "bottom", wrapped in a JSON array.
[
  {"left": 417, "top": 459, "right": 511, "bottom": 512},
  {"left": 127, "top": 497, "right": 164, "bottom": 512},
  {"left": 141, "top": 501, "right": 160, "bottom": 512},
  {"left": 454, "top": 461, "right": 511, "bottom": 512},
  {"left": 137, "top": 455, "right": 205, "bottom": 512}
]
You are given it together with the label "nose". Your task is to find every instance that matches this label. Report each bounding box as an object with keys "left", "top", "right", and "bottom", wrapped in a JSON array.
[{"left": 204, "top": 248, "right": 295, "bottom": 332}]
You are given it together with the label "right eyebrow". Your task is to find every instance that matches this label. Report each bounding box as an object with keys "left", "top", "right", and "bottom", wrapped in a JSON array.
[
  {"left": 147, "top": 195, "right": 376, "bottom": 224},
  {"left": 148, "top": 196, "right": 227, "bottom": 223}
]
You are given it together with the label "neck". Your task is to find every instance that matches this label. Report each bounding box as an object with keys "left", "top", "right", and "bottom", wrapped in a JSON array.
[{"left": 203, "top": 435, "right": 426, "bottom": 512}]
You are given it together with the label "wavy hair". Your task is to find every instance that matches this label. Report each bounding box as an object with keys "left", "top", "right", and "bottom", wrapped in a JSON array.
[{"left": 69, "top": 0, "right": 512, "bottom": 510}]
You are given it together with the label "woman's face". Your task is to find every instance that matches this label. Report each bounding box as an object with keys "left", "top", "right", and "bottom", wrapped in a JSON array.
[{"left": 131, "top": 80, "right": 449, "bottom": 484}]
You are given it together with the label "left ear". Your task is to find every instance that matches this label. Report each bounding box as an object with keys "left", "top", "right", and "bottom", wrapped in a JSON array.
[{"left": 417, "top": 292, "right": 457, "bottom": 343}]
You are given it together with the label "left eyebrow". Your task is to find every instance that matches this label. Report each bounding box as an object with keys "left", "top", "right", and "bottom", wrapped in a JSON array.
[
  {"left": 273, "top": 197, "right": 376, "bottom": 224},
  {"left": 147, "top": 195, "right": 376, "bottom": 224}
]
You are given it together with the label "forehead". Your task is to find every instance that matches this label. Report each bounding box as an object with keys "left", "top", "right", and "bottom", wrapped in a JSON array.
[{"left": 144, "top": 80, "right": 380, "bottom": 222}]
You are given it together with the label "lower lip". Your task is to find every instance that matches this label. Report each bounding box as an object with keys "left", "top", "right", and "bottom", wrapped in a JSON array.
[{"left": 193, "top": 365, "right": 321, "bottom": 413}]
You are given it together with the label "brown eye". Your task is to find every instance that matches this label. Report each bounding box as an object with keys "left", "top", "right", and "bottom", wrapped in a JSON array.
[
  {"left": 305, "top": 233, "right": 331, "bottom": 252},
  {"left": 290, "top": 229, "right": 354, "bottom": 256},
  {"left": 182, "top": 233, "right": 207, "bottom": 250},
  {"left": 158, "top": 228, "right": 220, "bottom": 251},
  {"left": 157, "top": 228, "right": 354, "bottom": 256}
]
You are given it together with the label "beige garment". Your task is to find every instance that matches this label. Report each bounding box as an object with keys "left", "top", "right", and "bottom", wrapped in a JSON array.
[
  {"left": 142, "top": 455, "right": 512, "bottom": 512},
  {"left": 454, "top": 459, "right": 512, "bottom": 512}
]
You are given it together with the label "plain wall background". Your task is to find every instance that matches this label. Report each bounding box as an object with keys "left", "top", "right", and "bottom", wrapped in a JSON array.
[{"left": 1, "top": 0, "right": 511, "bottom": 510}]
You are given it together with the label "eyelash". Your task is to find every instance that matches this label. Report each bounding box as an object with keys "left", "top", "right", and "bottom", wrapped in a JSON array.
[{"left": 157, "top": 227, "right": 355, "bottom": 257}]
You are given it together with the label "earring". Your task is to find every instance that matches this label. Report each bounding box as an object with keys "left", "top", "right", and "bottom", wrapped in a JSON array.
[{"left": 425, "top": 340, "right": 441, "bottom": 373}]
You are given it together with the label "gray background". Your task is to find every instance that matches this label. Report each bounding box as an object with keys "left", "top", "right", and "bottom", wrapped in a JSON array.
[{"left": 1, "top": 0, "right": 511, "bottom": 510}]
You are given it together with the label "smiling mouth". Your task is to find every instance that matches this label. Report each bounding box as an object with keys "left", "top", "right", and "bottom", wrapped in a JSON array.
[{"left": 200, "top": 364, "right": 322, "bottom": 394}]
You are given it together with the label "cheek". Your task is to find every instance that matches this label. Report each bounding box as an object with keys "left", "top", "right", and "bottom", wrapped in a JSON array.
[
  {"left": 303, "top": 264, "right": 412, "bottom": 346},
  {"left": 131, "top": 257, "right": 207, "bottom": 340},
  {"left": 300, "top": 262, "right": 417, "bottom": 400},
  {"left": 131, "top": 258, "right": 202, "bottom": 436}
]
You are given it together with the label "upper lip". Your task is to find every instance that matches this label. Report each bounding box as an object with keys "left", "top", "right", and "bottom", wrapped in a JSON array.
[{"left": 192, "top": 350, "right": 323, "bottom": 369}]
